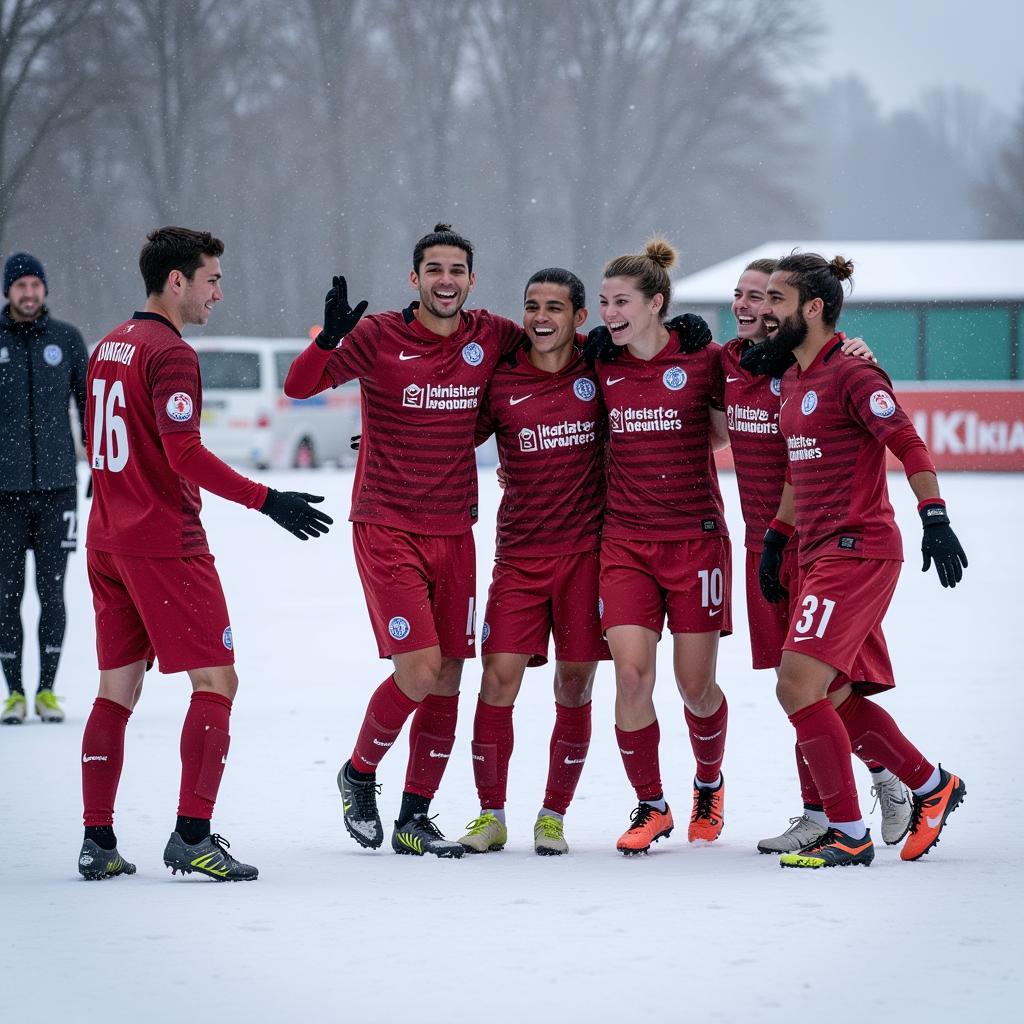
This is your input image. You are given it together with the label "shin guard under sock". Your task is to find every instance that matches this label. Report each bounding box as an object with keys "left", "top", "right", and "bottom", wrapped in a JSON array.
[
  {"left": 177, "top": 691, "right": 232, "bottom": 819},
  {"left": 472, "top": 698, "right": 514, "bottom": 810},
  {"left": 544, "top": 701, "right": 592, "bottom": 816},
  {"left": 789, "top": 699, "right": 861, "bottom": 825},
  {"left": 405, "top": 693, "right": 458, "bottom": 799},
  {"left": 350, "top": 675, "right": 419, "bottom": 774},
  {"left": 836, "top": 691, "right": 935, "bottom": 791},
  {"left": 615, "top": 720, "right": 663, "bottom": 802},
  {"left": 82, "top": 697, "right": 132, "bottom": 828},
  {"left": 684, "top": 696, "right": 728, "bottom": 785}
]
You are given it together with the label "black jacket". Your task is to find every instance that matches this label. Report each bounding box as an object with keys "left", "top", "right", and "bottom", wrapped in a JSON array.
[{"left": 0, "top": 304, "right": 88, "bottom": 492}]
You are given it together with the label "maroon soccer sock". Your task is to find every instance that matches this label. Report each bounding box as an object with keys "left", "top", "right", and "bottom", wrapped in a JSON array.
[
  {"left": 405, "top": 693, "right": 459, "bottom": 800},
  {"left": 350, "top": 674, "right": 419, "bottom": 773},
  {"left": 543, "top": 701, "right": 592, "bottom": 815},
  {"left": 794, "top": 741, "right": 824, "bottom": 807},
  {"left": 684, "top": 696, "right": 728, "bottom": 784},
  {"left": 836, "top": 691, "right": 935, "bottom": 791},
  {"left": 471, "top": 697, "right": 515, "bottom": 809},
  {"left": 177, "top": 691, "right": 232, "bottom": 819},
  {"left": 82, "top": 697, "right": 132, "bottom": 827},
  {"left": 789, "top": 699, "right": 861, "bottom": 824},
  {"left": 615, "top": 720, "right": 663, "bottom": 802}
]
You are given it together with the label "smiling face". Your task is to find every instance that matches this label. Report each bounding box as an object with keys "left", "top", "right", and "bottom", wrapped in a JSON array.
[
  {"left": 732, "top": 269, "right": 770, "bottom": 342},
  {"left": 410, "top": 245, "right": 474, "bottom": 321},
  {"left": 7, "top": 275, "right": 46, "bottom": 321},
  {"left": 759, "top": 271, "right": 810, "bottom": 351},
  {"left": 177, "top": 255, "right": 223, "bottom": 326},
  {"left": 599, "top": 275, "right": 663, "bottom": 348},
  {"left": 522, "top": 281, "right": 585, "bottom": 357}
]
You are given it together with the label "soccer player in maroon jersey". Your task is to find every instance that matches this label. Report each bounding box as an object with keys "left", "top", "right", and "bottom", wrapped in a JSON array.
[
  {"left": 586, "top": 238, "right": 730, "bottom": 855},
  {"left": 722, "top": 261, "right": 913, "bottom": 854},
  {"left": 455, "top": 268, "right": 609, "bottom": 856},
  {"left": 752, "top": 251, "right": 967, "bottom": 868},
  {"left": 78, "top": 227, "right": 332, "bottom": 882},
  {"left": 285, "top": 225, "right": 523, "bottom": 858}
]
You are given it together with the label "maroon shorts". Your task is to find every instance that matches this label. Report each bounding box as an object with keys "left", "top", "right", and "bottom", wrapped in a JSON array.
[
  {"left": 783, "top": 556, "right": 898, "bottom": 695},
  {"left": 600, "top": 535, "right": 732, "bottom": 637},
  {"left": 744, "top": 545, "right": 799, "bottom": 670},
  {"left": 482, "top": 549, "right": 610, "bottom": 667},
  {"left": 352, "top": 522, "right": 477, "bottom": 659},
  {"left": 87, "top": 548, "right": 234, "bottom": 674}
]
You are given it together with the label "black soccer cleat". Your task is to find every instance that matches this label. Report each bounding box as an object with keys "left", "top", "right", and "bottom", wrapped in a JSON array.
[
  {"left": 78, "top": 838, "right": 137, "bottom": 880},
  {"left": 338, "top": 759, "right": 384, "bottom": 849},
  {"left": 392, "top": 815, "right": 465, "bottom": 858},
  {"left": 163, "top": 831, "right": 258, "bottom": 881}
]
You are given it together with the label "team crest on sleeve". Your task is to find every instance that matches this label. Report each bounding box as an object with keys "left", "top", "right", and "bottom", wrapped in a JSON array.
[
  {"left": 573, "top": 378, "right": 597, "bottom": 402},
  {"left": 388, "top": 616, "right": 411, "bottom": 641},
  {"left": 222, "top": 626, "right": 233, "bottom": 650},
  {"left": 43, "top": 344, "right": 63, "bottom": 366},
  {"left": 481, "top": 622, "right": 490, "bottom": 643},
  {"left": 869, "top": 390, "right": 896, "bottom": 418},
  {"left": 166, "top": 392, "right": 194, "bottom": 421},
  {"left": 770, "top": 377, "right": 782, "bottom": 396},
  {"left": 598, "top": 597, "right": 605, "bottom": 618},
  {"left": 663, "top": 367, "right": 687, "bottom": 391},
  {"left": 462, "top": 341, "right": 484, "bottom": 366},
  {"left": 801, "top": 390, "right": 818, "bottom": 415}
]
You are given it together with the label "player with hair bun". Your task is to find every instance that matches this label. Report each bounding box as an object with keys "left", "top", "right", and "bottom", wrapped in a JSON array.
[
  {"left": 587, "top": 238, "right": 732, "bottom": 855},
  {"left": 754, "top": 251, "right": 967, "bottom": 869}
]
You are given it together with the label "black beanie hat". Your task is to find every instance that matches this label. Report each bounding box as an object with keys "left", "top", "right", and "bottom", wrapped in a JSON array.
[{"left": 3, "top": 252, "right": 47, "bottom": 296}]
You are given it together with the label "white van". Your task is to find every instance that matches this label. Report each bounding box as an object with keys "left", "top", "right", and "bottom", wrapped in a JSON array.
[{"left": 191, "top": 337, "right": 360, "bottom": 469}]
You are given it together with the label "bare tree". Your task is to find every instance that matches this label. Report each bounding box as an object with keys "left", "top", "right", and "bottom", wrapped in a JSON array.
[
  {"left": 0, "top": 0, "right": 104, "bottom": 248},
  {"left": 976, "top": 88, "right": 1024, "bottom": 236}
]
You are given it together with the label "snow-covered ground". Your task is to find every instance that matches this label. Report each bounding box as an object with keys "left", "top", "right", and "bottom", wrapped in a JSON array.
[{"left": 2, "top": 469, "right": 1020, "bottom": 1022}]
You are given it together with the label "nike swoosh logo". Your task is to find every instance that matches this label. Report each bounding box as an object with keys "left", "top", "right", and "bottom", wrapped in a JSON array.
[
  {"left": 708, "top": 608, "right": 722, "bottom": 617},
  {"left": 399, "top": 351, "right": 422, "bottom": 361},
  {"left": 509, "top": 394, "right": 532, "bottom": 405},
  {"left": 792, "top": 635, "right": 815, "bottom": 642},
  {"left": 563, "top": 757, "right": 586, "bottom": 765},
  {"left": 605, "top": 376, "right": 626, "bottom": 386},
  {"left": 926, "top": 813, "right": 942, "bottom": 829},
  {"left": 428, "top": 749, "right": 450, "bottom": 758},
  {"left": 726, "top": 375, "right": 740, "bottom": 383}
]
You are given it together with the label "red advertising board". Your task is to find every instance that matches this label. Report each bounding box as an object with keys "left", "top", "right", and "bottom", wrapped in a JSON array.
[{"left": 716, "top": 385, "right": 1024, "bottom": 472}]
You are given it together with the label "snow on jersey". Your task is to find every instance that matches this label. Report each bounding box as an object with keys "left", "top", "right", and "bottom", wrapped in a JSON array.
[
  {"left": 86, "top": 312, "right": 208, "bottom": 556},
  {"left": 597, "top": 336, "right": 726, "bottom": 541},
  {"left": 779, "top": 336, "right": 910, "bottom": 565},
  {"left": 476, "top": 344, "right": 605, "bottom": 557},
  {"left": 320, "top": 304, "right": 523, "bottom": 535},
  {"left": 721, "top": 338, "right": 789, "bottom": 550}
]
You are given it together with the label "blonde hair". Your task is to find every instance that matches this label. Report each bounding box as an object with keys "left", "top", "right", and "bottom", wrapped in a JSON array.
[{"left": 603, "top": 236, "right": 678, "bottom": 320}]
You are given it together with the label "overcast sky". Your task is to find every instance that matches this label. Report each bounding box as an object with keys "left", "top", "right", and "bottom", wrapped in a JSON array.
[{"left": 813, "top": 0, "right": 1021, "bottom": 116}]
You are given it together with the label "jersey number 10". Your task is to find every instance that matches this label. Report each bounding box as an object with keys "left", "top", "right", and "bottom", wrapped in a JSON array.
[{"left": 91, "top": 378, "right": 129, "bottom": 472}]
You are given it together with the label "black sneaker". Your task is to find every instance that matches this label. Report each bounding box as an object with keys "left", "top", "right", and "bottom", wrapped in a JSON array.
[
  {"left": 78, "top": 838, "right": 137, "bottom": 880},
  {"left": 392, "top": 815, "right": 465, "bottom": 858},
  {"left": 779, "top": 827, "right": 875, "bottom": 869},
  {"left": 338, "top": 759, "right": 383, "bottom": 849},
  {"left": 163, "top": 832, "right": 258, "bottom": 881}
]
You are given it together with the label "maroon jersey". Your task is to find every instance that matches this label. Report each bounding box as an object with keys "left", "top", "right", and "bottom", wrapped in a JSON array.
[
  {"left": 597, "top": 335, "right": 726, "bottom": 541},
  {"left": 288, "top": 304, "right": 522, "bottom": 536},
  {"left": 86, "top": 312, "right": 208, "bottom": 556},
  {"left": 476, "top": 344, "right": 605, "bottom": 557},
  {"left": 721, "top": 338, "right": 788, "bottom": 550},
  {"left": 780, "top": 335, "right": 912, "bottom": 565}
]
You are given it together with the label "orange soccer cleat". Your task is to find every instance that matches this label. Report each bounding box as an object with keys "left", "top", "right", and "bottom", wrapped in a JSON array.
[
  {"left": 688, "top": 777, "right": 725, "bottom": 842},
  {"left": 900, "top": 766, "right": 966, "bottom": 862},
  {"left": 616, "top": 802, "right": 674, "bottom": 855}
]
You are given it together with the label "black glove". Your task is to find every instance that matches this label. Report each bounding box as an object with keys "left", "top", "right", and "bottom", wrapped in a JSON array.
[
  {"left": 315, "top": 275, "right": 368, "bottom": 351},
  {"left": 665, "top": 313, "right": 713, "bottom": 354},
  {"left": 259, "top": 489, "right": 333, "bottom": 540},
  {"left": 583, "top": 325, "right": 617, "bottom": 367},
  {"left": 759, "top": 526, "right": 792, "bottom": 604},
  {"left": 739, "top": 337, "right": 796, "bottom": 377},
  {"left": 350, "top": 434, "right": 361, "bottom": 451},
  {"left": 919, "top": 502, "right": 967, "bottom": 588}
]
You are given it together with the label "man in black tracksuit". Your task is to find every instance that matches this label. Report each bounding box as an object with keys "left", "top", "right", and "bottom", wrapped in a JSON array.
[{"left": 0, "top": 252, "right": 88, "bottom": 724}]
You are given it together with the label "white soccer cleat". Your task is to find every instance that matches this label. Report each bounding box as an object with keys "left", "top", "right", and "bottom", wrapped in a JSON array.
[
  {"left": 871, "top": 769, "right": 913, "bottom": 845},
  {"left": 757, "top": 814, "right": 828, "bottom": 854}
]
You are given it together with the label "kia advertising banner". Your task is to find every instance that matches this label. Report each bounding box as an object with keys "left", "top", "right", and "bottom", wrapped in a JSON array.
[{"left": 717, "top": 384, "right": 1024, "bottom": 472}]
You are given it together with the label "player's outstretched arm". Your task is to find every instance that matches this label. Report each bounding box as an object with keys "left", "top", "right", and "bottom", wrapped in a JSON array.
[
  {"left": 259, "top": 489, "right": 333, "bottom": 541},
  {"left": 909, "top": 471, "right": 967, "bottom": 588},
  {"left": 315, "top": 275, "right": 368, "bottom": 351}
]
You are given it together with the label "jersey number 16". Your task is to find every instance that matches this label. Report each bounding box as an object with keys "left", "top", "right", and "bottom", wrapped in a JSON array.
[{"left": 91, "top": 378, "right": 129, "bottom": 472}]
